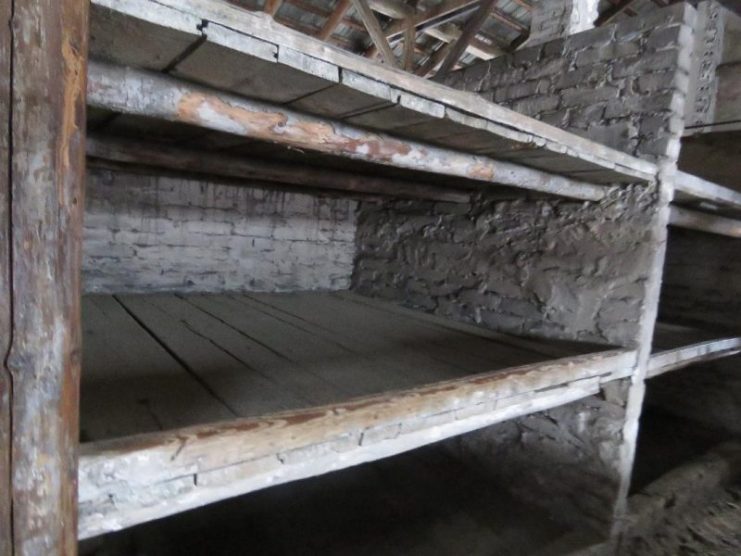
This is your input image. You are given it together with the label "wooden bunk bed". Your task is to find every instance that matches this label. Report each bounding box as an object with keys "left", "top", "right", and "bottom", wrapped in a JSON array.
[{"left": 73, "top": 0, "right": 666, "bottom": 542}]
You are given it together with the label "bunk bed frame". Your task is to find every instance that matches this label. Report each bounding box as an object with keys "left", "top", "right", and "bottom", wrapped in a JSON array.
[{"left": 2, "top": 0, "right": 740, "bottom": 553}]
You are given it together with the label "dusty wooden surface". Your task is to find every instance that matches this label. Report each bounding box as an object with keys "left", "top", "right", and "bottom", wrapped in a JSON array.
[
  {"left": 674, "top": 170, "right": 741, "bottom": 212},
  {"left": 3, "top": 0, "right": 89, "bottom": 554},
  {"left": 76, "top": 292, "right": 636, "bottom": 538}
]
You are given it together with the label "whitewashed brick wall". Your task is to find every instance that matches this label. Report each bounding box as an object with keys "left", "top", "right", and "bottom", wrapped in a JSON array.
[{"left": 83, "top": 169, "right": 358, "bottom": 293}]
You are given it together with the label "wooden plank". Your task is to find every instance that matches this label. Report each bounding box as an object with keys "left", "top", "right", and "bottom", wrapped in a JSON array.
[
  {"left": 93, "top": 0, "right": 657, "bottom": 184},
  {"left": 77, "top": 348, "right": 636, "bottom": 538},
  {"left": 648, "top": 337, "right": 741, "bottom": 378},
  {"left": 338, "top": 292, "right": 604, "bottom": 359},
  {"left": 674, "top": 170, "right": 741, "bottom": 211},
  {"left": 87, "top": 62, "right": 610, "bottom": 201},
  {"left": 86, "top": 134, "right": 473, "bottom": 203},
  {"left": 436, "top": 0, "right": 496, "bottom": 77},
  {"left": 352, "top": 0, "right": 399, "bottom": 67},
  {"left": 0, "top": 0, "right": 11, "bottom": 547},
  {"left": 249, "top": 291, "right": 547, "bottom": 375},
  {"left": 173, "top": 22, "right": 334, "bottom": 104},
  {"left": 317, "top": 0, "right": 352, "bottom": 40},
  {"left": 90, "top": 0, "right": 202, "bottom": 71},
  {"left": 403, "top": 19, "right": 416, "bottom": 71},
  {"left": 81, "top": 296, "right": 235, "bottom": 440},
  {"left": 669, "top": 206, "right": 741, "bottom": 238},
  {"left": 117, "top": 295, "right": 312, "bottom": 416},
  {"left": 187, "top": 294, "right": 419, "bottom": 395},
  {"left": 5, "top": 0, "right": 89, "bottom": 553}
]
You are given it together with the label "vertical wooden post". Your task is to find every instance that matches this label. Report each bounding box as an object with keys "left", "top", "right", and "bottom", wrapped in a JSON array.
[{"left": 2, "top": 0, "right": 89, "bottom": 554}]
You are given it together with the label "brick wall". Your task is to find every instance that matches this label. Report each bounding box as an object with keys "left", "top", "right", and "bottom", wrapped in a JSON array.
[
  {"left": 440, "top": 3, "right": 696, "bottom": 162},
  {"left": 83, "top": 169, "right": 357, "bottom": 293}
]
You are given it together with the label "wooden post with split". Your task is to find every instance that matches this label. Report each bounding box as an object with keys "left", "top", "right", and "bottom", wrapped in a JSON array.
[{"left": 1, "top": 0, "right": 89, "bottom": 553}]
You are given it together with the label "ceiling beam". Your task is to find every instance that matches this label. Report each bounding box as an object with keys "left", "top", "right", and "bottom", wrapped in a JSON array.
[
  {"left": 436, "top": 0, "right": 496, "bottom": 76},
  {"left": 425, "top": 24, "right": 502, "bottom": 59},
  {"left": 403, "top": 20, "right": 417, "bottom": 70},
  {"left": 352, "top": 0, "right": 400, "bottom": 66},
  {"left": 316, "top": 0, "right": 354, "bottom": 39},
  {"left": 263, "top": 0, "right": 283, "bottom": 16}
]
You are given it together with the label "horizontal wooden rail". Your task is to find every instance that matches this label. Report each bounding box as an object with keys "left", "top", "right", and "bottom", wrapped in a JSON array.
[
  {"left": 86, "top": 135, "right": 473, "bottom": 203},
  {"left": 86, "top": 61, "right": 612, "bottom": 201},
  {"left": 674, "top": 171, "right": 741, "bottom": 211},
  {"left": 669, "top": 206, "right": 741, "bottom": 238},
  {"left": 648, "top": 337, "right": 741, "bottom": 378},
  {"left": 78, "top": 348, "right": 636, "bottom": 538}
]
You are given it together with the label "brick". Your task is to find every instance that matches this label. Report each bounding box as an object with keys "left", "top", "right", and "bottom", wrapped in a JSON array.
[
  {"left": 561, "top": 86, "right": 620, "bottom": 107},
  {"left": 564, "top": 25, "right": 615, "bottom": 52},
  {"left": 512, "top": 94, "right": 561, "bottom": 116},
  {"left": 524, "top": 57, "right": 568, "bottom": 80}
]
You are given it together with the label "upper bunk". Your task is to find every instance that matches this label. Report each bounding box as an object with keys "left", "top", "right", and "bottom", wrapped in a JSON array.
[{"left": 86, "top": 0, "right": 659, "bottom": 204}]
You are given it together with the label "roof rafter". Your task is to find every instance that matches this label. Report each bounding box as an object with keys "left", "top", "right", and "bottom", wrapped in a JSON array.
[
  {"left": 436, "top": 0, "right": 496, "bottom": 77},
  {"left": 352, "top": 0, "right": 400, "bottom": 66}
]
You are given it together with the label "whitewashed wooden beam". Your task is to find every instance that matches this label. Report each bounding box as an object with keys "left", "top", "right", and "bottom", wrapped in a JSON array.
[
  {"left": 648, "top": 337, "right": 741, "bottom": 378},
  {"left": 78, "top": 348, "right": 636, "bottom": 539},
  {"left": 669, "top": 205, "right": 741, "bottom": 238},
  {"left": 86, "top": 61, "right": 611, "bottom": 201}
]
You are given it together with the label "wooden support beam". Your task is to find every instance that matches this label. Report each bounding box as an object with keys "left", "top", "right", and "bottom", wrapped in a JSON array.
[
  {"left": 77, "top": 348, "right": 636, "bottom": 538},
  {"left": 416, "top": 42, "right": 452, "bottom": 76},
  {"left": 674, "top": 171, "right": 741, "bottom": 211},
  {"left": 2, "top": 0, "right": 89, "bottom": 553},
  {"left": 352, "top": 0, "right": 399, "bottom": 67},
  {"left": 317, "top": 0, "right": 353, "bottom": 40},
  {"left": 0, "top": 0, "right": 12, "bottom": 550},
  {"left": 425, "top": 24, "right": 503, "bottom": 60},
  {"left": 87, "top": 62, "right": 610, "bottom": 201},
  {"left": 669, "top": 206, "right": 741, "bottom": 238},
  {"left": 436, "top": 0, "right": 496, "bottom": 77},
  {"left": 384, "top": 0, "right": 481, "bottom": 42},
  {"left": 86, "top": 135, "right": 472, "bottom": 203},
  {"left": 648, "top": 337, "right": 741, "bottom": 378},
  {"left": 264, "top": 0, "right": 284, "bottom": 16},
  {"left": 403, "top": 20, "right": 417, "bottom": 70}
]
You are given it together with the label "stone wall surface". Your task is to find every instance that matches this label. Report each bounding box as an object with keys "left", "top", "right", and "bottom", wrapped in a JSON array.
[
  {"left": 440, "top": 3, "right": 696, "bottom": 162},
  {"left": 83, "top": 169, "right": 357, "bottom": 293},
  {"left": 353, "top": 186, "right": 658, "bottom": 348}
]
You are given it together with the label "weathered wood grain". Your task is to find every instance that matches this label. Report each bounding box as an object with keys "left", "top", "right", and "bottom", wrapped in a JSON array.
[
  {"left": 5, "top": 0, "right": 89, "bottom": 553},
  {"left": 669, "top": 206, "right": 741, "bottom": 238},
  {"left": 78, "top": 348, "right": 636, "bottom": 538},
  {"left": 87, "top": 62, "right": 610, "bottom": 201},
  {"left": 0, "top": 0, "right": 12, "bottom": 550},
  {"left": 86, "top": 134, "right": 473, "bottom": 203},
  {"left": 648, "top": 336, "right": 741, "bottom": 378}
]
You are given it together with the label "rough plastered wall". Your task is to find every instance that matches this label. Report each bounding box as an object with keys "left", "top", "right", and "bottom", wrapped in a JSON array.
[
  {"left": 440, "top": 2, "right": 695, "bottom": 162},
  {"left": 353, "top": 187, "right": 657, "bottom": 348},
  {"left": 83, "top": 168, "right": 357, "bottom": 293},
  {"left": 353, "top": 5, "right": 696, "bottom": 536},
  {"left": 646, "top": 228, "right": 741, "bottom": 435}
]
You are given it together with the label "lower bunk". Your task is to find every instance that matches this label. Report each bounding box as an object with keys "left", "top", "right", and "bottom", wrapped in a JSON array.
[{"left": 78, "top": 291, "right": 636, "bottom": 542}]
